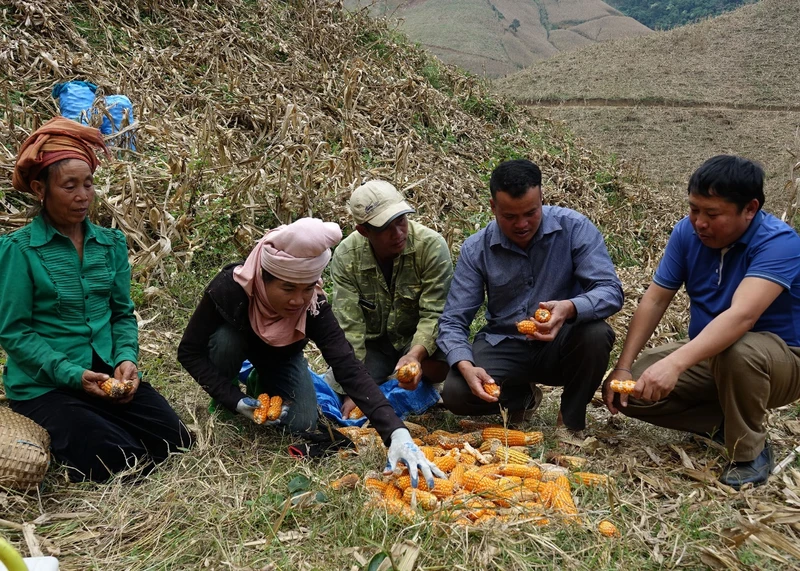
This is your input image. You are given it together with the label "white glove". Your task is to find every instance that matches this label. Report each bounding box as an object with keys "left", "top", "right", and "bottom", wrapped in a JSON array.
[
  {"left": 385, "top": 428, "right": 446, "bottom": 489},
  {"left": 235, "top": 397, "right": 288, "bottom": 425}
]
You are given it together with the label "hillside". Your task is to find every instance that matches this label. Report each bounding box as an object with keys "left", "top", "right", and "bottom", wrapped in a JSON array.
[
  {"left": 497, "top": 0, "right": 800, "bottom": 202},
  {"left": 346, "top": 0, "right": 652, "bottom": 77}
]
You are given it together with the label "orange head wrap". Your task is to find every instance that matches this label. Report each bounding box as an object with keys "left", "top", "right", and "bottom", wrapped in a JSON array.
[{"left": 12, "top": 116, "right": 110, "bottom": 194}]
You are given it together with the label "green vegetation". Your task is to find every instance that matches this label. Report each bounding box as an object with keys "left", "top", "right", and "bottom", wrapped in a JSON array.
[{"left": 607, "top": 0, "right": 757, "bottom": 30}]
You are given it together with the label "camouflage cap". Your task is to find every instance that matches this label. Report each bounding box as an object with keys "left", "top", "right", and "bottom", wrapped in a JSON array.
[{"left": 349, "top": 180, "right": 414, "bottom": 229}]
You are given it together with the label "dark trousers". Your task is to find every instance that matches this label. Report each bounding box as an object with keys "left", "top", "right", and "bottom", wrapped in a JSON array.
[
  {"left": 441, "top": 320, "right": 615, "bottom": 429},
  {"left": 11, "top": 382, "right": 194, "bottom": 483}
]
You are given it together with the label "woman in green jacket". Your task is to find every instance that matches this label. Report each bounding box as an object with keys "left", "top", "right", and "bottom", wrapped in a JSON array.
[{"left": 0, "top": 117, "right": 192, "bottom": 482}]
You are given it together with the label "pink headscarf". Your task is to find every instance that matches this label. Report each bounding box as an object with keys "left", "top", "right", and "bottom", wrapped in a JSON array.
[{"left": 233, "top": 218, "right": 342, "bottom": 346}]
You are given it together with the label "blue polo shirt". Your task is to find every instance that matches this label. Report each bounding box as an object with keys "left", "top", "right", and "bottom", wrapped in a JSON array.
[{"left": 654, "top": 211, "right": 800, "bottom": 346}]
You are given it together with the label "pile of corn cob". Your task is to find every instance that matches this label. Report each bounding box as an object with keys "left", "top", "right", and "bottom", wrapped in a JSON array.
[{"left": 331, "top": 420, "right": 618, "bottom": 535}]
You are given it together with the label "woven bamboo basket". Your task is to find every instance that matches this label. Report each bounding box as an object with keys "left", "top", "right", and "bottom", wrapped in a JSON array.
[{"left": 0, "top": 406, "right": 51, "bottom": 489}]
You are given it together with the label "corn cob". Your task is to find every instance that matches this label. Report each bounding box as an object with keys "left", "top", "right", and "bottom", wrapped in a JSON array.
[
  {"left": 598, "top": 520, "right": 621, "bottom": 537},
  {"left": 403, "top": 421, "right": 428, "bottom": 439},
  {"left": 396, "top": 362, "right": 421, "bottom": 383},
  {"left": 364, "top": 477, "right": 388, "bottom": 494},
  {"left": 523, "top": 478, "right": 542, "bottom": 493},
  {"left": 498, "top": 464, "right": 542, "bottom": 480},
  {"left": 539, "top": 464, "right": 570, "bottom": 481},
  {"left": 395, "top": 474, "right": 425, "bottom": 491},
  {"left": 554, "top": 475, "right": 571, "bottom": 492},
  {"left": 100, "top": 378, "right": 133, "bottom": 398},
  {"left": 538, "top": 481, "right": 556, "bottom": 507},
  {"left": 402, "top": 487, "right": 438, "bottom": 510},
  {"left": 462, "top": 471, "right": 496, "bottom": 493},
  {"left": 475, "top": 464, "right": 500, "bottom": 476},
  {"left": 547, "top": 453, "right": 588, "bottom": 470},
  {"left": 419, "top": 446, "right": 437, "bottom": 461},
  {"left": 428, "top": 478, "right": 456, "bottom": 499},
  {"left": 482, "top": 427, "right": 542, "bottom": 446},
  {"left": 479, "top": 438, "right": 502, "bottom": 455},
  {"left": 572, "top": 472, "right": 610, "bottom": 487},
  {"left": 458, "top": 451, "right": 477, "bottom": 465},
  {"left": 424, "top": 430, "right": 482, "bottom": 449},
  {"left": 412, "top": 437, "right": 424, "bottom": 446},
  {"left": 267, "top": 395, "right": 283, "bottom": 421},
  {"left": 483, "top": 381, "right": 501, "bottom": 398},
  {"left": 433, "top": 455, "right": 457, "bottom": 473},
  {"left": 551, "top": 486, "right": 579, "bottom": 521},
  {"left": 459, "top": 419, "right": 503, "bottom": 432},
  {"left": 383, "top": 498, "right": 416, "bottom": 520},
  {"left": 510, "top": 488, "right": 539, "bottom": 503},
  {"left": 382, "top": 484, "right": 403, "bottom": 501},
  {"left": 494, "top": 446, "right": 534, "bottom": 465},
  {"left": 252, "top": 393, "right": 271, "bottom": 424},
  {"left": 516, "top": 319, "right": 538, "bottom": 336},
  {"left": 330, "top": 473, "right": 359, "bottom": 490},
  {"left": 347, "top": 406, "right": 364, "bottom": 419},
  {"left": 534, "top": 308, "right": 552, "bottom": 323},
  {"left": 449, "top": 463, "right": 468, "bottom": 487},
  {"left": 609, "top": 379, "right": 636, "bottom": 394}
]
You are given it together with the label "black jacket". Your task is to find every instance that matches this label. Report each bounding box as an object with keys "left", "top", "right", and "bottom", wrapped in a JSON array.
[{"left": 177, "top": 264, "right": 404, "bottom": 443}]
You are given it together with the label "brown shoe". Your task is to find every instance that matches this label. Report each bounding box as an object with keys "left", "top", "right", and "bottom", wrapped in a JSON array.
[{"left": 508, "top": 385, "right": 543, "bottom": 424}]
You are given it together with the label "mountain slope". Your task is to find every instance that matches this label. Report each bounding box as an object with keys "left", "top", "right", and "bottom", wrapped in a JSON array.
[
  {"left": 496, "top": 0, "right": 800, "bottom": 203},
  {"left": 347, "top": 0, "right": 651, "bottom": 77}
]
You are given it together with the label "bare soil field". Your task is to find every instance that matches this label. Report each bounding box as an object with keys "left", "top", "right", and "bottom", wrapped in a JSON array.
[{"left": 497, "top": 0, "right": 800, "bottom": 207}]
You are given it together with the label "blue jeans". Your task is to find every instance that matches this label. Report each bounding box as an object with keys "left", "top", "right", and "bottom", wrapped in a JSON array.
[{"left": 208, "top": 323, "right": 319, "bottom": 432}]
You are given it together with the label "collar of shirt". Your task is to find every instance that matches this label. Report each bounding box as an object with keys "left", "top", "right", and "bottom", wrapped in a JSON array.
[
  {"left": 487, "top": 207, "right": 563, "bottom": 254},
  {"left": 29, "top": 213, "right": 112, "bottom": 248},
  {"left": 356, "top": 223, "right": 419, "bottom": 272}
]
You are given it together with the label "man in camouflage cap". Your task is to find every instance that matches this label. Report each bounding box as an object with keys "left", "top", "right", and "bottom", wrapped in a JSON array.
[{"left": 326, "top": 180, "right": 454, "bottom": 417}]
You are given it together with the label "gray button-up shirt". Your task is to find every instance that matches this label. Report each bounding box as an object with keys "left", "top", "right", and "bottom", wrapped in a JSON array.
[{"left": 437, "top": 205, "right": 624, "bottom": 366}]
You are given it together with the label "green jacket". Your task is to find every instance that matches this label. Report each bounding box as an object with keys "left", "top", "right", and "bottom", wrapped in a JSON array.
[
  {"left": 330, "top": 220, "right": 453, "bottom": 362},
  {"left": 0, "top": 215, "right": 138, "bottom": 400}
]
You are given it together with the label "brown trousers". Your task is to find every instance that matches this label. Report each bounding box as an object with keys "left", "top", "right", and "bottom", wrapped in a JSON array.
[{"left": 619, "top": 332, "right": 800, "bottom": 462}]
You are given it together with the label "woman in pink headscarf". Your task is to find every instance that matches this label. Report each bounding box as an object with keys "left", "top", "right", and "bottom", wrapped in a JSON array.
[{"left": 178, "top": 218, "right": 443, "bottom": 488}]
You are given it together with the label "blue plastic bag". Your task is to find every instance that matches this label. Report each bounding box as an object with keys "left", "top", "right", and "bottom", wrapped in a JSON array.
[
  {"left": 51, "top": 81, "right": 98, "bottom": 125},
  {"left": 102, "top": 94, "right": 136, "bottom": 150}
]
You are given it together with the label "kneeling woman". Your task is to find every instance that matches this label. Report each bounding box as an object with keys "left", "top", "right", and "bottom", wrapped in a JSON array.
[
  {"left": 0, "top": 117, "right": 193, "bottom": 483},
  {"left": 178, "top": 218, "right": 441, "bottom": 487}
]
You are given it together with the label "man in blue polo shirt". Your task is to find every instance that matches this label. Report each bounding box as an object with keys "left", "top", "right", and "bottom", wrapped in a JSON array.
[{"left": 604, "top": 155, "right": 800, "bottom": 488}]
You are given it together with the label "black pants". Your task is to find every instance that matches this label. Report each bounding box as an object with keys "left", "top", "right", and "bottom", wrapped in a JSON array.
[
  {"left": 11, "top": 382, "right": 194, "bottom": 483},
  {"left": 441, "top": 320, "right": 615, "bottom": 430}
]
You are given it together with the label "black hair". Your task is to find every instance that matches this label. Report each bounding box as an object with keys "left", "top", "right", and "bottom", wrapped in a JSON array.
[
  {"left": 688, "top": 155, "right": 765, "bottom": 211},
  {"left": 261, "top": 269, "right": 277, "bottom": 283},
  {"left": 489, "top": 159, "right": 542, "bottom": 199}
]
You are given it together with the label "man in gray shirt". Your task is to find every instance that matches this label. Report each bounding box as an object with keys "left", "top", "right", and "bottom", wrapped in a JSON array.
[{"left": 437, "top": 159, "right": 624, "bottom": 430}]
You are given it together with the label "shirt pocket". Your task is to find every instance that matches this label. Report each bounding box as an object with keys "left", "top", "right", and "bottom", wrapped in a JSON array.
[
  {"left": 487, "top": 271, "right": 524, "bottom": 316},
  {"left": 358, "top": 295, "right": 384, "bottom": 332}
]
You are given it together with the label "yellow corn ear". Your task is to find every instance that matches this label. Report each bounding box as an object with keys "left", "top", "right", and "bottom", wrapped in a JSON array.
[
  {"left": 419, "top": 446, "right": 437, "bottom": 461},
  {"left": 598, "top": 520, "right": 621, "bottom": 537},
  {"left": 609, "top": 379, "right": 636, "bottom": 394},
  {"left": 516, "top": 319, "right": 538, "bottom": 335},
  {"left": 462, "top": 471, "right": 496, "bottom": 493},
  {"left": 395, "top": 475, "right": 424, "bottom": 491},
  {"left": 458, "top": 451, "right": 477, "bottom": 465},
  {"left": 483, "top": 381, "right": 501, "bottom": 398},
  {"left": 449, "top": 464, "right": 467, "bottom": 487},
  {"left": 433, "top": 455, "right": 457, "bottom": 473},
  {"left": 523, "top": 478, "right": 542, "bottom": 493},
  {"left": 330, "top": 473, "right": 359, "bottom": 490},
  {"left": 267, "top": 395, "right": 283, "bottom": 421},
  {"left": 534, "top": 308, "right": 551, "bottom": 323},
  {"left": 573, "top": 472, "right": 610, "bottom": 487},
  {"left": 396, "top": 362, "right": 421, "bottom": 383},
  {"left": 364, "top": 478, "right": 388, "bottom": 494},
  {"left": 482, "top": 428, "right": 541, "bottom": 446},
  {"left": 383, "top": 498, "right": 416, "bottom": 519},
  {"left": 429, "top": 478, "right": 456, "bottom": 499},
  {"left": 551, "top": 486, "right": 578, "bottom": 516},
  {"left": 100, "top": 378, "right": 132, "bottom": 398},
  {"left": 402, "top": 487, "right": 438, "bottom": 510},
  {"left": 252, "top": 393, "right": 270, "bottom": 424},
  {"left": 348, "top": 406, "right": 364, "bottom": 419},
  {"left": 382, "top": 484, "right": 403, "bottom": 501},
  {"left": 554, "top": 475, "right": 571, "bottom": 491},
  {"left": 538, "top": 481, "right": 556, "bottom": 507},
  {"left": 412, "top": 437, "right": 424, "bottom": 446},
  {"left": 494, "top": 446, "right": 534, "bottom": 465},
  {"left": 479, "top": 438, "right": 502, "bottom": 454},
  {"left": 498, "top": 464, "right": 542, "bottom": 479}
]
